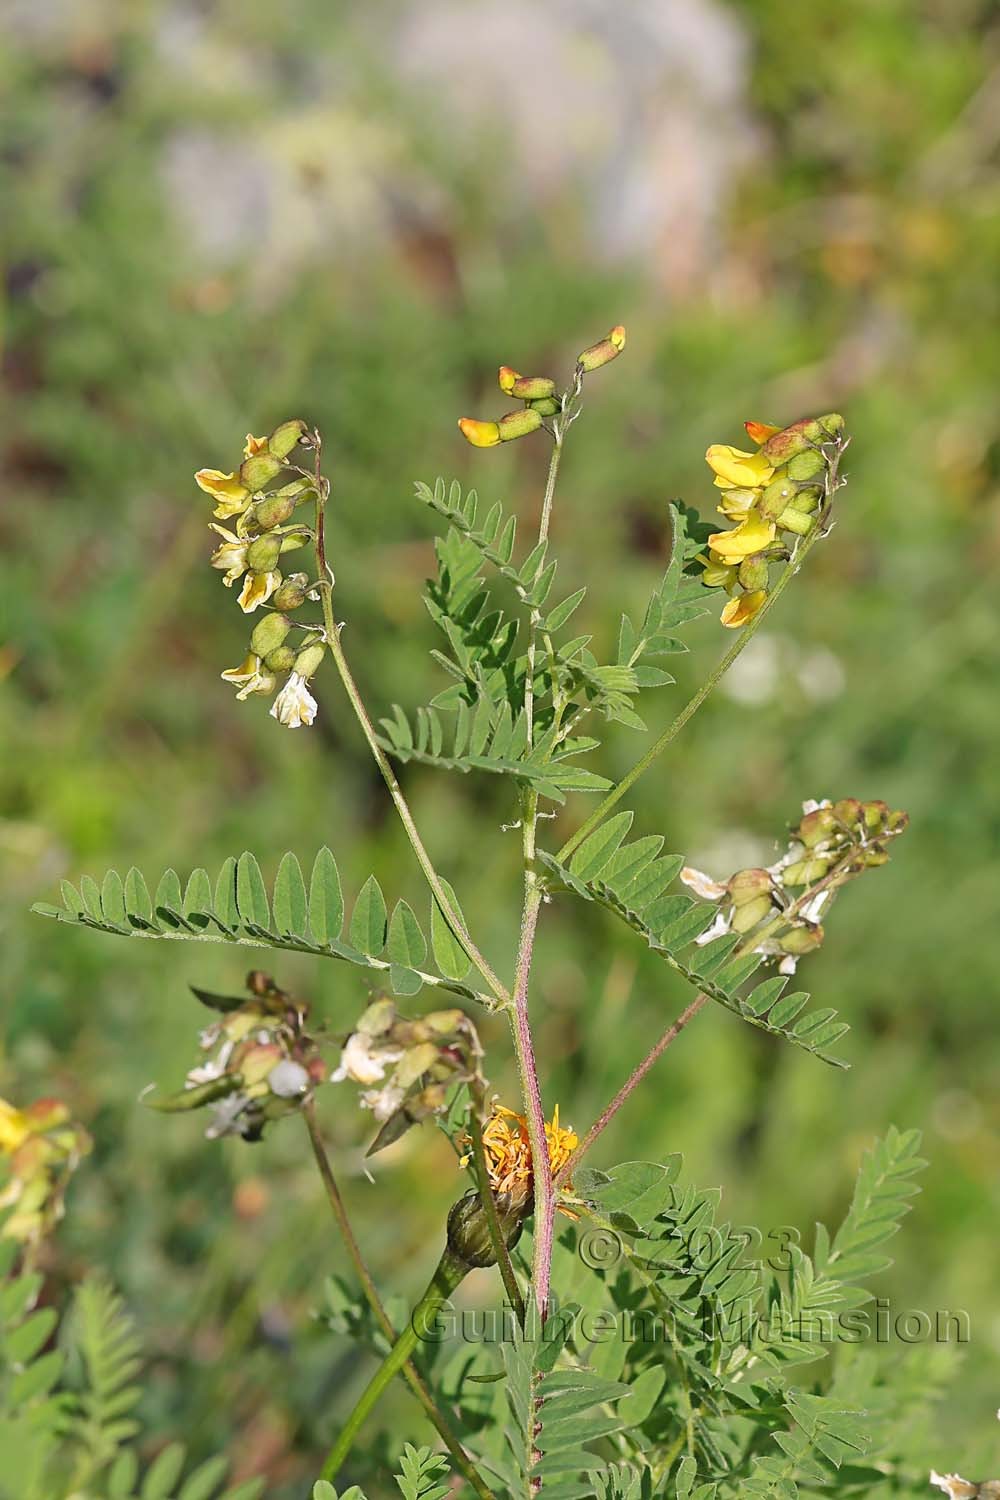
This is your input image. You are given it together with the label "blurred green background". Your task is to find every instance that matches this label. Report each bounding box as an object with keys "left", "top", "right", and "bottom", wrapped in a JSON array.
[{"left": 2, "top": 0, "right": 998, "bottom": 1492}]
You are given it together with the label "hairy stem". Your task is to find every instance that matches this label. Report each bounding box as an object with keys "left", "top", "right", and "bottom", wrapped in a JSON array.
[
  {"left": 312, "top": 442, "right": 508, "bottom": 1007},
  {"left": 319, "top": 1249, "right": 470, "bottom": 1484},
  {"left": 304, "top": 1103, "right": 495, "bottom": 1500},
  {"left": 468, "top": 1085, "right": 527, "bottom": 1326}
]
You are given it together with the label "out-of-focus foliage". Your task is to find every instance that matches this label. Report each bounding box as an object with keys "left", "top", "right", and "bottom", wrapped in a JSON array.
[{"left": 2, "top": 0, "right": 998, "bottom": 1495}]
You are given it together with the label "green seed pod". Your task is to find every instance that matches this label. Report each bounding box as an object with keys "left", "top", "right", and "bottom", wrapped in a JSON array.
[
  {"left": 760, "top": 475, "right": 797, "bottom": 518},
  {"left": 776, "top": 507, "right": 815, "bottom": 536},
  {"left": 781, "top": 858, "right": 830, "bottom": 886},
  {"left": 796, "top": 808, "right": 838, "bottom": 847},
  {"left": 779, "top": 924, "right": 825, "bottom": 955},
  {"left": 862, "top": 800, "right": 889, "bottom": 831},
  {"left": 527, "top": 396, "right": 561, "bottom": 416},
  {"left": 394, "top": 1042, "right": 441, "bottom": 1091},
  {"left": 272, "top": 574, "right": 310, "bottom": 610},
  {"left": 510, "top": 375, "right": 556, "bottom": 400},
  {"left": 240, "top": 452, "right": 284, "bottom": 492},
  {"left": 728, "top": 868, "right": 773, "bottom": 906},
  {"left": 253, "top": 491, "right": 297, "bottom": 530},
  {"left": 422, "top": 1009, "right": 466, "bottom": 1036},
  {"left": 498, "top": 408, "right": 543, "bottom": 441},
  {"left": 787, "top": 449, "right": 825, "bottom": 481},
  {"left": 357, "top": 998, "right": 397, "bottom": 1036},
  {"left": 264, "top": 645, "right": 296, "bottom": 673},
  {"left": 146, "top": 1074, "right": 244, "bottom": 1112},
  {"left": 268, "top": 418, "right": 308, "bottom": 459},
  {"left": 249, "top": 612, "right": 291, "bottom": 657},
  {"left": 738, "top": 556, "right": 769, "bottom": 592},
  {"left": 788, "top": 485, "right": 822, "bottom": 513},
  {"left": 731, "top": 894, "right": 775, "bottom": 933},
  {"left": 446, "top": 1188, "right": 526, "bottom": 1270},
  {"left": 246, "top": 534, "right": 282, "bottom": 572},
  {"left": 293, "top": 642, "right": 326, "bottom": 679}
]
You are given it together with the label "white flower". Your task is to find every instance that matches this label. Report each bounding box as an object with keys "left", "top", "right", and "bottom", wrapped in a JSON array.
[
  {"left": 221, "top": 653, "right": 275, "bottom": 701},
  {"left": 680, "top": 866, "right": 728, "bottom": 901},
  {"left": 331, "top": 1032, "right": 401, "bottom": 1087},
  {"left": 205, "top": 1095, "right": 250, "bottom": 1140},
  {"left": 360, "top": 1082, "right": 406, "bottom": 1123},
  {"left": 238, "top": 570, "right": 281, "bottom": 613},
  {"left": 695, "top": 909, "right": 732, "bottom": 945},
  {"left": 209, "top": 524, "right": 249, "bottom": 586},
  {"left": 270, "top": 672, "right": 318, "bottom": 728},
  {"left": 801, "top": 798, "right": 832, "bottom": 815},
  {"left": 929, "top": 1474, "right": 978, "bottom": 1500}
]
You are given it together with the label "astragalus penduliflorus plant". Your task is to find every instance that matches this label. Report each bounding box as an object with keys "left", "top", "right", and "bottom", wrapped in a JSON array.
[{"left": 32, "top": 327, "right": 984, "bottom": 1500}]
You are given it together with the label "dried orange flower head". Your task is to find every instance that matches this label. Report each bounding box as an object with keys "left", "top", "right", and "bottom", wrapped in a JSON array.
[{"left": 465, "top": 1103, "right": 578, "bottom": 1208}]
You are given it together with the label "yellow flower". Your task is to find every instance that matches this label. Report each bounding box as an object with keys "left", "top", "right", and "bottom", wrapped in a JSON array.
[
  {"left": 458, "top": 418, "right": 501, "bottom": 448},
  {"left": 463, "top": 1103, "right": 578, "bottom": 1209},
  {"left": 700, "top": 555, "right": 736, "bottom": 589},
  {"left": 237, "top": 570, "right": 281, "bottom": 613},
  {"left": 195, "top": 469, "right": 251, "bottom": 519},
  {"left": 208, "top": 524, "right": 249, "bottom": 586},
  {"left": 708, "top": 513, "right": 776, "bottom": 562},
  {"left": 716, "top": 487, "right": 759, "bottom": 521},
  {"left": 0, "top": 1098, "right": 31, "bottom": 1154},
  {"left": 705, "top": 445, "right": 774, "bottom": 490},
  {"left": 220, "top": 654, "right": 275, "bottom": 701},
  {"left": 720, "top": 590, "right": 767, "bottom": 628},
  {"left": 243, "top": 433, "right": 269, "bottom": 458}
]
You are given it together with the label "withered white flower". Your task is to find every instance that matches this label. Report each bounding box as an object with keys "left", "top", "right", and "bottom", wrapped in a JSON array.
[
  {"left": 209, "top": 524, "right": 249, "bottom": 587},
  {"left": 680, "top": 866, "right": 728, "bottom": 901},
  {"left": 331, "top": 1031, "right": 402, "bottom": 1088},
  {"left": 929, "top": 1473, "right": 978, "bottom": 1500},
  {"left": 238, "top": 570, "right": 282, "bottom": 613},
  {"left": 360, "top": 1081, "right": 406, "bottom": 1123},
  {"left": 270, "top": 672, "right": 318, "bottom": 729},
  {"left": 220, "top": 653, "right": 275, "bottom": 701}
]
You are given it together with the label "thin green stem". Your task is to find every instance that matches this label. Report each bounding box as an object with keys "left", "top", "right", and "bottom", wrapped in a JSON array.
[
  {"left": 305, "top": 1105, "right": 495, "bottom": 1499},
  {"left": 468, "top": 1087, "right": 527, "bottom": 1326},
  {"left": 312, "top": 442, "right": 508, "bottom": 1007},
  {"left": 319, "top": 1250, "right": 469, "bottom": 1483}
]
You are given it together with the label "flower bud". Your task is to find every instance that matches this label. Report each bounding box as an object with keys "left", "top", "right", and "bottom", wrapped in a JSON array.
[
  {"left": 732, "top": 894, "right": 775, "bottom": 933},
  {"left": 264, "top": 646, "right": 296, "bottom": 673},
  {"left": 250, "top": 612, "right": 291, "bottom": 657},
  {"left": 239, "top": 1043, "right": 283, "bottom": 1089},
  {"left": 863, "top": 847, "right": 889, "bottom": 867},
  {"left": 759, "top": 475, "right": 798, "bottom": 519},
  {"left": 510, "top": 375, "right": 556, "bottom": 400},
  {"left": 760, "top": 419, "right": 821, "bottom": 464},
  {"left": 701, "top": 556, "right": 737, "bottom": 588},
  {"left": 498, "top": 366, "right": 520, "bottom": 395},
  {"left": 527, "top": 396, "right": 561, "bottom": 416},
  {"left": 268, "top": 419, "right": 307, "bottom": 459},
  {"left": 293, "top": 642, "right": 326, "bottom": 679},
  {"left": 458, "top": 417, "right": 501, "bottom": 448},
  {"left": 272, "top": 574, "right": 310, "bottom": 610},
  {"left": 787, "top": 486, "right": 821, "bottom": 513},
  {"left": 246, "top": 534, "right": 283, "bottom": 572},
  {"left": 886, "top": 808, "right": 909, "bottom": 833},
  {"left": 498, "top": 408, "right": 543, "bottom": 441},
  {"left": 422, "top": 1009, "right": 466, "bottom": 1036},
  {"left": 776, "top": 507, "right": 815, "bottom": 537},
  {"left": 833, "top": 798, "right": 864, "bottom": 831},
  {"left": 744, "top": 420, "right": 781, "bottom": 445},
  {"left": 394, "top": 1042, "right": 440, "bottom": 1090},
  {"left": 738, "top": 556, "right": 770, "bottom": 592},
  {"left": 446, "top": 1188, "right": 525, "bottom": 1270},
  {"left": 862, "top": 800, "right": 889, "bottom": 830},
  {"left": 787, "top": 449, "right": 825, "bottom": 482},
  {"left": 253, "top": 491, "right": 298, "bottom": 530},
  {"left": 240, "top": 452, "right": 284, "bottom": 492},
  {"left": 779, "top": 924, "right": 825, "bottom": 955},
  {"left": 728, "top": 868, "right": 773, "bottom": 906},
  {"left": 357, "top": 998, "right": 396, "bottom": 1036},
  {"left": 781, "top": 858, "right": 830, "bottom": 886},
  {"left": 797, "top": 808, "right": 837, "bottom": 847},
  {"left": 577, "top": 325, "right": 626, "bottom": 372}
]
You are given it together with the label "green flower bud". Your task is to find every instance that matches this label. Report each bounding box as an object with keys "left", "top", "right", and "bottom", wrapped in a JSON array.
[
  {"left": 818, "top": 413, "right": 845, "bottom": 437},
  {"left": 249, "top": 612, "right": 291, "bottom": 657},
  {"left": 738, "top": 556, "right": 770, "bottom": 591},
  {"left": 776, "top": 507, "right": 815, "bottom": 536},
  {"left": 796, "top": 808, "right": 838, "bottom": 847},
  {"left": 863, "top": 847, "right": 889, "bottom": 867},
  {"left": 253, "top": 492, "right": 297, "bottom": 530},
  {"left": 147, "top": 1074, "right": 243, "bottom": 1112},
  {"left": 446, "top": 1188, "right": 525, "bottom": 1270},
  {"left": 577, "top": 325, "right": 626, "bottom": 372},
  {"left": 728, "top": 868, "right": 773, "bottom": 906},
  {"left": 760, "top": 475, "right": 798, "bottom": 519},
  {"left": 498, "top": 408, "right": 543, "bottom": 441},
  {"left": 264, "top": 645, "right": 296, "bottom": 673},
  {"left": 293, "top": 642, "right": 326, "bottom": 679},
  {"left": 788, "top": 485, "right": 822, "bottom": 513},
  {"left": 272, "top": 574, "right": 310, "bottom": 610},
  {"left": 268, "top": 418, "right": 308, "bottom": 459},
  {"left": 779, "top": 924, "right": 825, "bottom": 955},
  {"left": 886, "top": 808, "right": 909, "bottom": 833},
  {"left": 246, "top": 534, "right": 282, "bottom": 572},
  {"left": 240, "top": 452, "right": 284, "bottom": 492},
  {"left": 833, "top": 798, "right": 864, "bottom": 831},
  {"left": 510, "top": 375, "right": 556, "bottom": 400},
  {"left": 781, "top": 858, "right": 830, "bottom": 886},
  {"left": 732, "top": 894, "right": 775, "bottom": 933},
  {"left": 394, "top": 1042, "right": 440, "bottom": 1090},
  {"left": 862, "top": 800, "right": 889, "bottom": 831},
  {"left": 279, "top": 533, "right": 308, "bottom": 555},
  {"left": 787, "top": 449, "right": 825, "bottom": 481},
  {"left": 357, "top": 999, "right": 396, "bottom": 1036},
  {"left": 527, "top": 396, "right": 561, "bottom": 416}
]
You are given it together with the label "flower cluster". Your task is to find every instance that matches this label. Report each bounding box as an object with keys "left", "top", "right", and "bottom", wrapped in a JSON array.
[
  {"left": 700, "top": 414, "right": 845, "bottom": 627},
  {"left": 196, "top": 421, "right": 328, "bottom": 727},
  {"left": 149, "top": 971, "right": 326, "bottom": 1140},
  {"left": 0, "top": 1095, "right": 91, "bottom": 1248},
  {"left": 682, "top": 797, "right": 909, "bottom": 974},
  {"left": 331, "top": 998, "right": 484, "bottom": 1154},
  {"left": 458, "top": 326, "right": 625, "bottom": 447}
]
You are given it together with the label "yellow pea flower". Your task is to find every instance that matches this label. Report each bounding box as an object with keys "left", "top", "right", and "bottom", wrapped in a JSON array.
[
  {"left": 716, "top": 487, "right": 759, "bottom": 520},
  {"left": 720, "top": 590, "right": 767, "bottom": 628},
  {"left": 458, "top": 418, "right": 501, "bottom": 448},
  {"left": 700, "top": 554, "right": 737, "bottom": 588},
  {"left": 0, "top": 1098, "right": 31, "bottom": 1154},
  {"left": 237, "top": 570, "right": 282, "bottom": 613},
  {"left": 707, "top": 513, "right": 776, "bottom": 562},
  {"left": 195, "top": 469, "right": 251, "bottom": 519},
  {"left": 705, "top": 444, "right": 774, "bottom": 490},
  {"left": 243, "top": 433, "right": 269, "bottom": 458}
]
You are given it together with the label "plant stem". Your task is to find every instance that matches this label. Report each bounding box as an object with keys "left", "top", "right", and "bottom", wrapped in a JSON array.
[
  {"left": 311, "top": 441, "right": 508, "bottom": 1008},
  {"left": 468, "top": 1087, "right": 527, "bottom": 1326},
  {"left": 555, "top": 478, "right": 838, "bottom": 866},
  {"left": 553, "top": 993, "right": 709, "bottom": 1187},
  {"left": 319, "top": 1249, "right": 470, "bottom": 1484},
  {"left": 305, "top": 1104, "right": 495, "bottom": 1500}
]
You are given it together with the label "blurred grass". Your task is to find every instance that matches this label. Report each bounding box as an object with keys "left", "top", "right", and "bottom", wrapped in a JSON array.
[{"left": 2, "top": 0, "right": 999, "bottom": 1492}]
